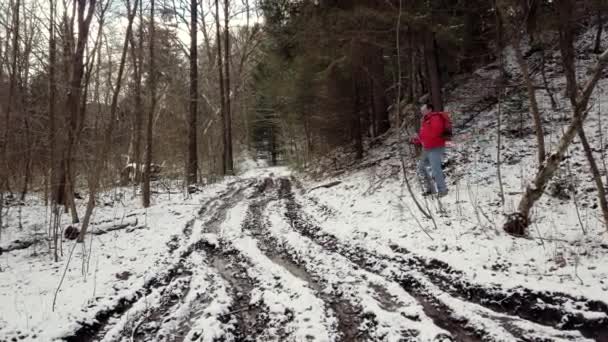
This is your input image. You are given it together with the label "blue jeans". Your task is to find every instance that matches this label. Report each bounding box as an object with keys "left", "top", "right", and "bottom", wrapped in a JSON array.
[{"left": 417, "top": 147, "right": 447, "bottom": 193}]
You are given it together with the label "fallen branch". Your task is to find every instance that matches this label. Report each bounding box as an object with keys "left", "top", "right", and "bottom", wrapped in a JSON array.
[
  {"left": 309, "top": 181, "right": 342, "bottom": 192},
  {"left": 1, "top": 220, "right": 142, "bottom": 252},
  {"left": 90, "top": 219, "right": 141, "bottom": 235}
]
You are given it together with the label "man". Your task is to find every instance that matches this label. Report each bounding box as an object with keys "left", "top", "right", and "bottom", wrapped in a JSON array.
[{"left": 410, "top": 103, "right": 449, "bottom": 197}]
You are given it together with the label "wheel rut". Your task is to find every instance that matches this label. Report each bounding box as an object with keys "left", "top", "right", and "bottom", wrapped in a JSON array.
[
  {"left": 277, "top": 177, "right": 602, "bottom": 341},
  {"left": 277, "top": 178, "right": 478, "bottom": 341},
  {"left": 64, "top": 175, "right": 606, "bottom": 342},
  {"left": 239, "top": 184, "right": 367, "bottom": 341},
  {"left": 64, "top": 181, "right": 254, "bottom": 342}
]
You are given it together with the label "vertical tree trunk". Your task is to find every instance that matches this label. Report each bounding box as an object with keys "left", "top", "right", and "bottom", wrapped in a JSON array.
[
  {"left": 557, "top": 0, "right": 608, "bottom": 231},
  {"left": 224, "top": 0, "right": 234, "bottom": 174},
  {"left": 370, "top": 45, "right": 389, "bottom": 135},
  {"left": 48, "top": 0, "right": 58, "bottom": 205},
  {"left": 594, "top": 7, "right": 604, "bottom": 54},
  {"left": 2, "top": 0, "right": 20, "bottom": 193},
  {"left": 215, "top": 0, "right": 227, "bottom": 174},
  {"left": 20, "top": 118, "right": 31, "bottom": 201},
  {"left": 143, "top": 0, "right": 155, "bottom": 208},
  {"left": 187, "top": 0, "right": 198, "bottom": 184},
  {"left": 494, "top": 0, "right": 505, "bottom": 205},
  {"left": 78, "top": 0, "right": 137, "bottom": 241},
  {"left": 506, "top": 48, "right": 608, "bottom": 233},
  {"left": 132, "top": 0, "right": 143, "bottom": 187},
  {"left": 61, "top": 0, "right": 96, "bottom": 223},
  {"left": 353, "top": 79, "right": 363, "bottom": 160},
  {"left": 423, "top": 30, "right": 443, "bottom": 111},
  {"left": 513, "top": 39, "right": 546, "bottom": 165}
]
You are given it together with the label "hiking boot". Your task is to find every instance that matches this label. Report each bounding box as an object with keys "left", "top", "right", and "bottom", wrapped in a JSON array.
[{"left": 422, "top": 190, "right": 435, "bottom": 197}]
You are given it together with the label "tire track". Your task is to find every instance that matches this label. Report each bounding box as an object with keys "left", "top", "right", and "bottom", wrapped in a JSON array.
[
  {"left": 257, "top": 184, "right": 451, "bottom": 341},
  {"left": 238, "top": 185, "right": 357, "bottom": 341},
  {"left": 278, "top": 177, "right": 596, "bottom": 341},
  {"left": 66, "top": 181, "right": 251, "bottom": 342},
  {"left": 299, "top": 186, "right": 608, "bottom": 340}
]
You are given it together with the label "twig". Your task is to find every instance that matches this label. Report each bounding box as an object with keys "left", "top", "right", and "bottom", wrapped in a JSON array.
[
  {"left": 52, "top": 241, "right": 78, "bottom": 312},
  {"left": 130, "top": 316, "right": 146, "bottom": 342},
  {"left": 395, "top": 192, "right": 434, "bottom": 240},
  {"left": 223, "top": 305, "right": 253, "bottom": 316}
]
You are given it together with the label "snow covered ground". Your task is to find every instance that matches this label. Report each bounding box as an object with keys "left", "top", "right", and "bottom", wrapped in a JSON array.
[{"left": 2, "top": 30, "right": 608, "bottom": 342}]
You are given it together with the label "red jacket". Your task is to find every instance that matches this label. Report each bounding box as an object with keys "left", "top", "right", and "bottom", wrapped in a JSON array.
[{"left": 411, "top": 112, "right": 447, "bottom": 149}]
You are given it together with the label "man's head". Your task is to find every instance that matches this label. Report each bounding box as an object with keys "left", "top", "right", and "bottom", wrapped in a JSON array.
[{"left": 420, "top": 103, "right": 434, "bottom": 115}]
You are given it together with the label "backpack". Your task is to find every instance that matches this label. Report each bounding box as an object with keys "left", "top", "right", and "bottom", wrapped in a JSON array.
[{"left": 438, "top": 112, "right": 453, "bottom": 140}]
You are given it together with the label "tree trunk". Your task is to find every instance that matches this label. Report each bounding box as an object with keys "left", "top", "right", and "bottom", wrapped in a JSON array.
[
  {"left": 2, "top": 0, "right": 20, "bottom": 193},
  {"left": 353, "top": 79, "right": 363, "bottom": 160},
  {"left": 78, "top": 0, "right": 137, "bottom": 241},
  {"left": 578, "top": 126, "right": 608, "bottom": 230},
  {"left": 495, "top": 0, "right": 505, "bottom": 205},
  {"left": 215, "top": 0, "right": 227, "bottom": 174},
  {"left": 142, "top": 0, "right": 156, "bottom": 208},
  {"left": 424, "top": 30, "right": 443, "bottom": 111},
  {"left": 20, "top": 117, "right": 31, "bottom": 201},
  {"left": 557, "top": 0, "right": 608, "bottom": 231},
  {"left": 187, "top": 0, "right": 198, "bottom": 184},
  {"left": 557, "top": 0, "right": 578, "bottom": 107},
  {"left": 48, "top": 0, "right": 58, "bottom": 204},
  {"left": 224, "top": 0, "right": 234, "bottom": 175},
  {"left": 506, "top": 48, "right": 608, "bottom": 234},
  {"left": 370, "top": 45, "right": 389, "bottom": 135},
  {"left": 594, "top": 8, "right": 604, "bottom": 54},
  {"left": 62, "top": 0, "right": 96, "bottom": 223},
  {"left": 131, "top": 0, "right": 143, "bottom": 187},
  {"left": 512, "top": 39, "right": 546, "bottom": 165}
]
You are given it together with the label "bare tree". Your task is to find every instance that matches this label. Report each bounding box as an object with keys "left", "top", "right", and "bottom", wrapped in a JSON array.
[
  {"left": 187, "top": 0, "right": 198, "bottom": 185},
  {"left": 78, "top": 0, "right": 138, "bottom": 242},
  {"left": 215, "top": 0, "right": 227, "bottom": 175},
  {"left": 224, "top": 0, "right": 233, "bottom": 174},
  {"left": 593, "top": 0, "right": 605, "bottom": 54},
  {"left": 497, "top": 1, "right": 546, "bottom": 165},
  {"left": 556, "top": 0, "right": 608, "bottom": 232},
  {"left": 128, "top": 0, "right": 144, "bottom": 193},
  {"left": 2, "top": 0, "right": 20, "bottom": 196},
  {"left": 504, "top": 47, "right": 608, "bottom": 234},
  {"left": 143, "top": 0, "right": 157, "bottom": 208}
]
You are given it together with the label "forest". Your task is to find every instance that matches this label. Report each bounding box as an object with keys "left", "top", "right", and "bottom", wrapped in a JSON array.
[{"left": 1, "top": 0, "right": 608, "bottom": 341}]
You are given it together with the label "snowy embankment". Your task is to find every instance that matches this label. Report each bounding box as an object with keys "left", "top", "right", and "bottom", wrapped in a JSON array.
[
  {"left": 0, "top": 178, "right": 234, "bottom": 341},
  {"left": 301, "top": 28, "right": 608, "bottom": 330}
]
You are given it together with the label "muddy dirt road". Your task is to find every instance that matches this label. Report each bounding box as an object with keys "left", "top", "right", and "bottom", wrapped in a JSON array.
[{"left": 65, "top": 175, "right": 608, "bottom": 342}]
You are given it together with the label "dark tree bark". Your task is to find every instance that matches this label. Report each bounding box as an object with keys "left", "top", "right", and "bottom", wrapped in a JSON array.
[
  {"left": 215, "top": 0, "right": 227, "bottom": 174},
  {"left": 48, "top": 0, "right": 57, "bottom": 203},
  {"left": 424, "top": 30, "right": 443, "bottom": 111},
  {"left": 370, "top": 44, "right": 389, "bottom": 135},
  {"left": 131, "top": 0, "right": 144, "bottom": 186},
  {"left": 353, "top": 79, "right": 363, "bottom": 160},
  {"left": 187, "top": 0, "right": 198, "bottom": 184},
  {"left": 224, "top": 0, "right": 234, "bottom": 175},
  {"left": 2, "top": 0, "right": 20, "bottom": 193},
  {"left": 594, "top": 7, "right": 604, "bottom": 54},
  {"left": 143, "top": 0, "right": 156, "bottom": 208}
]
